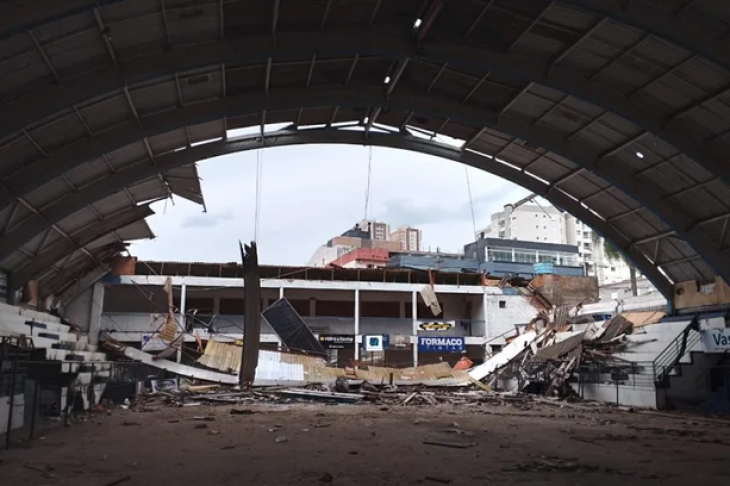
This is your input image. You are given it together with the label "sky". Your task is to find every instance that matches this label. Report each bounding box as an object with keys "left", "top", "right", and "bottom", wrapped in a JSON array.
[{"left": 130, "top": 139, "right": 530, "bottom": 265}]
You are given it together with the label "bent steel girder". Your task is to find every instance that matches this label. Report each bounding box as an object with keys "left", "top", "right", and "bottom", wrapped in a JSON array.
[
  {"left": 2, "top": 29, "right": 729, "bottom": 189},
  {"left": 19, "top": 126, "right": 677, "bottom": 297},
  {"left": 11, "top": 204, "right": 153, "bottom": 290},
  {"left": 0, "top": 87, "right": 723, "bottom": 285}
]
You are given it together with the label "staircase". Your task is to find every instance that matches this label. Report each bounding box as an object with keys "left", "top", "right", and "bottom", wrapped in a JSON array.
[
  {"left": 653, "top": 322, "right": 701, "bottom": 388},
  {"left": 0, "top": 302, "right": 109, "bottom": 412}
]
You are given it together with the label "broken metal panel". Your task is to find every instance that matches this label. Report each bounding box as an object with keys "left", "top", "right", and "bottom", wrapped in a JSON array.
[
  {"left": 468, "top": 331, "right": 538, "bottom": 381},
  {"left": 262, "top": 298, "right": 326, "bottom": 356},
  {"left": 533, "top": 331, "right": 586, "bottom": 361},
  {"left": 419, "top": 285, "right": 442, "bottom": 316},
  {"left": 600, "top": 315, "right": 633, "bottom": 342}
]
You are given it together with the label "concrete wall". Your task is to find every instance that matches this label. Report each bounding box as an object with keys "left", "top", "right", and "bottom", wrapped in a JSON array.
[
  {"left": 665, "top": 352, "right": 726, "bottom": 406},
  {"left": 575, "top": 383, "right": 660, "bottom": 408},
  {"left": 485, "top": 294, "right": 536, "bottom": 337},
  {"left": 0, "top": 394, "right": 25, "bottom": 433},
  {"left": 674, "top": 277, "right": 730, "bottom": 309}
]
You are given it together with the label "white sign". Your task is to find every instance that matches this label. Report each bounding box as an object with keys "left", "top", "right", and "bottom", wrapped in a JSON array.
[
  {"left": 364, "top": 335, "right": 384, "bottom": 352},
  {"left": 141, "top": 334, "right": 169, "bottom": 351},
  {"left": 700, "top": 329, "right": 730, "bottom": 353}
]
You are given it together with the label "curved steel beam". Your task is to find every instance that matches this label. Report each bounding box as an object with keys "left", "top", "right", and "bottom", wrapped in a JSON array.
[
  {"left": 10, "top": 204, "right": 153, "bottom": 290},
  {"left": 0, "top": 87, "right": 725, "bottom": 285},
  {"left": 20, "top": 127, "right": 677, "bottom": 296},
  {"left": 3, "top": 28, "right": 729, "bottom": 190},
  {"left": 0, "top": 1, "right": 124, "bottom": 39},
  {"left": 561, "top": 0, "right": 730, "bottom": 72}
]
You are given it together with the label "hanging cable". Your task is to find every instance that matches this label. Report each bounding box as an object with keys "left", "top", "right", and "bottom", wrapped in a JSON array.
[
  {"left": 464, "top": 165, "right": 478, "bottom": 239},
  {"left": 363, "top": 145, "right": 373, "bottom": 220},
  {"left": 254, "top": 148, "right": 263, "bottom": 241}
]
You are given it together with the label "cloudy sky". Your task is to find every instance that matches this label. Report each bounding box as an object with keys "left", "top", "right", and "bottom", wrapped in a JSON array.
[{"left": 130, "top": 138, "right": 529, "bottom": 265}]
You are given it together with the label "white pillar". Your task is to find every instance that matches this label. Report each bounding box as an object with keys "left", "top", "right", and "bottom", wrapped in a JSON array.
[
  {"left": 354, "top": 289, "right": 360, "bottom": 360},
  {"left": 482, "top": 292, "right": 489, "bottom": 361},
  {"left": 177, "top": 283, "right": 187, "bottom": 364},
  {"left": 279, "top": 286, "right": 284, "bottom": 300},
  {"left": 88, "top": 283, "right": 104, "bottom": 345},
  {"left": 411, "top": 290, "right": 418, "bottom": 367}
]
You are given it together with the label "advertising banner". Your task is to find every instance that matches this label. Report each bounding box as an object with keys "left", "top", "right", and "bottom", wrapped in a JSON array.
[
  {"left": 418, "top": 321, "right": 455, "bottom": 331},
  {"left": 318, "top": 334, "right": 356, "bottom": 349},
  {"left": 700, "top": 329, "right": 730, "bottom": 353},
  {"left": 388, "top": 334, "right": 411, "bottom": 349},
  {"left": 418, "top": 336, "right": 465, "bottom": 353},
  {"left": 364, "top": 335, "right": 384, "bottom": 352}
]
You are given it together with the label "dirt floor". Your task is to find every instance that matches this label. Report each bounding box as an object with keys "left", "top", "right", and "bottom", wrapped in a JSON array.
[{"left": 2, "top": 398, "right": 730, "bottom": 485}]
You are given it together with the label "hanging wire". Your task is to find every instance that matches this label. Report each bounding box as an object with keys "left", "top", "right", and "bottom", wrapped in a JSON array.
[
  {"left": 254, "top": 148, "right": 263, "bottom": 241},
  {"left": 464, "top": 165, "right": 478, "bottom": 239},
  {"left": 363, "top": 145, "right": 373, "bottom": 220}
]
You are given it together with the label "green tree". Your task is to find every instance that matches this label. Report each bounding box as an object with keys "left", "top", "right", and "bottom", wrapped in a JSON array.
[{"left": 591, "top": 232, "right": 638, "bottom": 297}]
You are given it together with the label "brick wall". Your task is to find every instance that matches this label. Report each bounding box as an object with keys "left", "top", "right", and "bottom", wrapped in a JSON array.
[{"left": 531, "top": 274, "right": 599, "bottom": 306}]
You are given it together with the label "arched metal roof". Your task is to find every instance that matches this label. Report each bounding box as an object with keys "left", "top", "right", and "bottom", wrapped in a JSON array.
[{"left": 3, "top": 0, "right": 730, "bottom": 298}]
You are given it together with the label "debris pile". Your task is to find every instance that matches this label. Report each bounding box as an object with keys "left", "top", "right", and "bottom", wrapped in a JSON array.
[{"left": 469, "top": 310, "right": 666, "bottom": 398}]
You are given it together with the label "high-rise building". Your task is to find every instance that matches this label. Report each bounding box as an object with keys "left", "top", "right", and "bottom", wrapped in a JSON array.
[
  {"left": 563, "top": 214, "right": 633, "bottom": 285},
  {"left": 389, "top": 225, "right": 422, "bottom": 252},
  {"left": 476, "top": 199, "right": 634, "bottom": 285},
  {"left": 359, "top": 219, "right": 390, "bottom": 241},
  {"left": 476, "top": 203, "right": 563, "bottom": 243}
]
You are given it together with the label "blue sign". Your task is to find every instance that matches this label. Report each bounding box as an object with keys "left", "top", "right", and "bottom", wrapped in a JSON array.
[{"left": 418, "top": 336, "right": 465, "bottom": 353}]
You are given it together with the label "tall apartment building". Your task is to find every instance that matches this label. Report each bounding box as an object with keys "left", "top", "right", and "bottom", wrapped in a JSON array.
[
  {"left": 563, "top": 215, "right": 633, "bottom": 285},
  {"left": 389, "top": 225, "right": 422, "bottom": 252},
  {"left": 477, "top": 201, "right": 633, "bottom": 285},
  {"left": 477, "top": 203, "right": 564, "bottom": 243}
]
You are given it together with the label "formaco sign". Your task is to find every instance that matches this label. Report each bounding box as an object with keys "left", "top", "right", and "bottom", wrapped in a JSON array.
[{"left": 418, "top": 336, "right": 465, "bottom": 353}]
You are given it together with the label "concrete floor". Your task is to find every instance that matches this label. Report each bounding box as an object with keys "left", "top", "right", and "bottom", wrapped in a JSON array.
[{"left": 1, "top": 399, "right": 729, "bottom": 485}]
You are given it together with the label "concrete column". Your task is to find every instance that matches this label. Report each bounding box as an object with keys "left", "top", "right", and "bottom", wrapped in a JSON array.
[
  {"left": 177, "top": 284, "right": 187, "bottom": 364},
  {"left": 482, "top": 292, "right": 489, "bottom": 362},
  {"left": 411, "top": 290, "right": 418, "bottom": 367},
  {"left": 309, "top": 298, "right": 316, "bottom": 317},
  {"left": 88, "top": 283, "right": 104, "bottom": 345},
  {"left": 279, "top": 286, "right": 284, "bottom": 300},
  {"left": 354, "top": 289, "right": 360, "bottom": 360},
  {"left": 213, "top": 296, "right": 220, "bottom": 314}
]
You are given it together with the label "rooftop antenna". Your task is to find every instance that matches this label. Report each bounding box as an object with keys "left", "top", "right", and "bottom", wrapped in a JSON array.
[{"left": 363, "top": 145, "right": 373, "bottom": 220}]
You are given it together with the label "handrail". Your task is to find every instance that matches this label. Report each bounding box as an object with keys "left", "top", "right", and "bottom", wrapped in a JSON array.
[{"left": 652, "top": 319, "right": 699, "bottom": 385}]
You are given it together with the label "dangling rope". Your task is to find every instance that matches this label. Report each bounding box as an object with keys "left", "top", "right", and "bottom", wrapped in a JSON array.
[
  {"left": 363, "top": 145, "right": 373, "bottom": 220},
  {"left": 253, "top": 148, "right": 263, "bottom": 241},
  {"left": 464, "top": 165, "right": 478, "bottom": 238}
]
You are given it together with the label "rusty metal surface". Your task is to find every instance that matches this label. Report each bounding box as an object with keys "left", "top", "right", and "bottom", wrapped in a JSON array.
[
  {"left": 619, "top": 311, "right": 666, "bottom": 328},
  {"left": 533, "top": 331, "right": 586, "bottom": 361},
  {"left": 198, "top": 340, "right": 469, "bottom": 385},
  {"left": 601, "top": 315, "right": 633, "bottom": 342}
]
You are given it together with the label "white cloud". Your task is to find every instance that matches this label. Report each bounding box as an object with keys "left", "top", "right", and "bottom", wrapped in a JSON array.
[{"left": 130, "top": 144, "right": 528, "bottom": 264}]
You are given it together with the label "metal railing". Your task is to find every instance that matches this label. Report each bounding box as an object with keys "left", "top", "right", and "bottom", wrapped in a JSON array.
[{"left": 652, "top": 323, "right": 700, "bottom": 386}]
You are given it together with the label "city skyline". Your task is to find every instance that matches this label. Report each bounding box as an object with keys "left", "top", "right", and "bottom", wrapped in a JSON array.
[{"left": 129, "top": 143, "right": 529, "bottom": 265}]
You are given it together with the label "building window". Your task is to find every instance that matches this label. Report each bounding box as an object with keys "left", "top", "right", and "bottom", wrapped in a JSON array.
[{"left": 499, "top": 301, "right": 506, "bottom": 308}]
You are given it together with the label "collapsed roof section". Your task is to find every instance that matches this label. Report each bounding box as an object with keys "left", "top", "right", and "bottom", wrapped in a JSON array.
[{"left": 2, "top": 0, "right": 730, "bottom": 300}]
